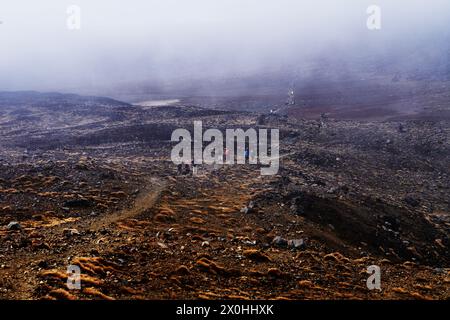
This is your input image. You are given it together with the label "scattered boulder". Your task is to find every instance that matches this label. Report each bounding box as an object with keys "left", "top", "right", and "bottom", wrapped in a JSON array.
[
  {"left": 63, "top": 228, "right": 80, "bottom": 237},
  {"left": 7, "top": 221, "right": 21, "bottom": 231},
  {"left": 272, "top": 236, "right": 288, "bottom": 247},
  {"left": 240, "top": 207, "right": 250, "bottom": 214},
  {"left": 240, "top": 201, "right": 256, "bottom": 214},
  {"left": 201, "top": 241, "right": 210, "bottom": 247},
  {"left": 288, "top": 239, "right": 305, "bottom": 250}
]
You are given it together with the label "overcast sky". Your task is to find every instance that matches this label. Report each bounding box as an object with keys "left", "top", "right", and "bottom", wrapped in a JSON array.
[{"left": 0, "top": 0, "right": 449, "bottom": 93}]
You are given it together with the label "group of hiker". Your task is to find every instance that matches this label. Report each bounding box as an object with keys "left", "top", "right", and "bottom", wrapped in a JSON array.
[
  {"left": 176, "top": 147, "right": 253, "bottom": 176},
  {"left": 177, "top": 161, "right": 196, "bottom": 175}
]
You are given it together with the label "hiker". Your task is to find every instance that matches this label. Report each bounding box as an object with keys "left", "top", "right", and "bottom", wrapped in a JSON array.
[
  {"left": 191, "top": 160, "right": 198, "bottom": 176},
  {"left": 249, "top": 149, "right": 256, "bottom": 163},
  {"left": 320, "top": 113, "right": 327, "bottom": 129},
  {"left": 224, "top": 147, "right": 230, "bottom": 161},
  {"left": 184, "top": 163, "right": 190, "bottom": 175}
]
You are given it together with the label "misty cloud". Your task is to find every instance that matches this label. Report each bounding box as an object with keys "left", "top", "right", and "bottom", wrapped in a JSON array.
[{"left": 0, "top": 0, "right": 449, "bottom": 94}]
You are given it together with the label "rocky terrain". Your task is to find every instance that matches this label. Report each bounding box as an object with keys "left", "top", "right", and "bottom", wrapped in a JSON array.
[{"left": 0, "top": 91, "right": 448, "bottom": 300}]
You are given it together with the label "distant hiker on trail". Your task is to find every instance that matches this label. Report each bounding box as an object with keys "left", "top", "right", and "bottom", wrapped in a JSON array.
[
  {"left": 184, "top": 163, "right": 190, "bottom": 175},
  {"left": 224, "top": 147, "right": 230, "bottom": 161},
  {"left": 177, "top": 162, "right": 191, "bottom": 175},
  {"left": 249, "top": 149, "right": 256, "bottom": 163},
  {"left": 319, "top": 113, "right": 328, "bottom": 130},
  {"left": 191, "top": 160, "right": 198, "bottom": 176}
]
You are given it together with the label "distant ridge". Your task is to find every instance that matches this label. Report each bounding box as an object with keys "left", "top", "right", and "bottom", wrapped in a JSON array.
[{"left": 0, "top": 91, "right": 131, "bottom": 108}]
